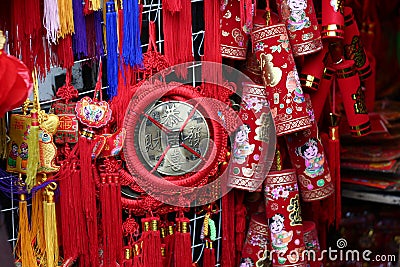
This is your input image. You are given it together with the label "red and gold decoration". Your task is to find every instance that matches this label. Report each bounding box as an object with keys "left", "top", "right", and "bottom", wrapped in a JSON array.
[
  {"left": 276, "top": 0, "right": 323, "bottom": 57},
  {"left": 321, "top": 0, "right": 344, "bottom": 40},
  {"left": 285, "top": 95, "right": 335, "bottom": 202},
  {"left": 0, "top": 0, "right": 385, "bottom": 266},
  {"left": 334, "top": 58, "right": 370, "bottom": 136},
  {"left": 264, "top": 169, "right": 307, "bottom": 267},
  {"left": 251, "top": 23, "right": 312, "bottom": 136},
  {"left": 220, "top": 0, "right": 251, "bottom": 60},
  {"left": 240, "top": 212, "right": 270, "bottom": 267},
  {"left": 228, "top": 82, "right": 274, "bottom": 191},
  {"left": 343, "top": 6, "right": 372, "bottom": 81}
]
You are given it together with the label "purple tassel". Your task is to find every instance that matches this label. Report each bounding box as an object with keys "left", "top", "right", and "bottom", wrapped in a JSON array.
[
  {"left": 106, "top": 1, "right": 119, "bottom": 99},
  {"left": 72, "top": 0, "right": 88, "bottom": 59},
  {"left": 94, "top": 10, "right": 104, "bottom": 58},
  {"left": 122, "top": 0, "right": 143, "bottom": 67}
]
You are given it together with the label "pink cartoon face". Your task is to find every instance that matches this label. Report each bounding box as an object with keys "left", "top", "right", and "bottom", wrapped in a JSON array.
[
  {"left": 288, "top": 0, "right": 307, "bottom": 11},
  {"left": 270, "top": 219, "right": 284, "bottom": 234},
  {"left": 235, "top": 126, "right": 250, "bottom": 143},
  {"left": 303, "top": 144, "right": 318, "bottom": 160}
]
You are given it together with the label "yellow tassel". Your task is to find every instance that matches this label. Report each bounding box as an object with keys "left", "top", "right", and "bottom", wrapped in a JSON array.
[
  {"left": 31, "top": 188, "right": 46, "bottom": 261},
  {"left": 58, "top": 0, "right": 75, "bottom": 37},
  {"left": 91, "top": 0, "right": 101, "bottom": 11},
  {"left": 26, "top": 111, "right": 39, "bottom": 192},
  {"left": 15, "top": 194, "right": 39, "bottom": 267},
  {"left": 26, "top": 70, "right": 41, "bottom": 192},
  {"left": 43, "top": 182, "right": 59, "bottom": 267}
]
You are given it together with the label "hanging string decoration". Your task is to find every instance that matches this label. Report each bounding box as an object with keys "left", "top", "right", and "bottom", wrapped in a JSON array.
[
  {"left": 122, "top": 0, "right": 143, "bottom": 67},
  {"left": 72, "top": 0, "right": 88, "bottom": 58},
  {"left": 58, "top": 0, "right": 75, "bottom": 37},
  {"left": 43, "top": 0, "right": 60, "bottom": 43},
  {"left": 106, "top": 1, "right": 119, "bottom": 99}
]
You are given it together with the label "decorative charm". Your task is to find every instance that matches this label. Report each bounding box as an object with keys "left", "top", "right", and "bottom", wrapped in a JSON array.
[
  {"left": 251, "top": 24, "right": 312, "bottom": 136},
  {"left": 264, "top": 169, "right": 307, "bottom": 267},
  {"left": 285, "top": 94, "right": 335, "bottom": 201},
  {"left": 321, "top": 0, "right": 344, "bottom": 39},
  {"left": 334, "top": 59, "right": 370, "bottom": 136},
  {"left": 240, "top": 213, "right": 270, "bottom": 267},
  {"left": 276, "top": 0, "right": 323, "bottom": 56},
  {"left": 75, "top": 96, "right": 112, "bottom": 129},
  {"left": 228, "top": 83, "right": 275, "bottom": 192},
  {"left": 220, "top": 0, "right": 250, "bottom": 60},
  {"left": 343, "top": 7, "right": 372, "bottom": 81}
]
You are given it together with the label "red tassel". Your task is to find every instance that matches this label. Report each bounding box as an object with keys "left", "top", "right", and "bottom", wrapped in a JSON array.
[
  {"left": 203, "top": 240, "right": 216, "bottom": 267},
  {"left": 55, "top": 35, "right": 75, "bottom": 69},
  {"left": 141, "top": 217, "right": 163, "bottom": 267},
  {"left": 163, "top": 0, "right": 181, "bottom": 13},
  {"left": 202, "top": 0, "right": 222, "bottom": 99},
  {"left": 163, "top": 222, "right": 175, "bottom": 267},
  {"left": 78, "top": 135, "right": 99, "bottom": 266},
  {"left": 221, "top": 192, "right": 236, "bottom": 267},
  {"left": 133, "top": 242, "right": 143, "bottom": 267},
  {"left": 162, "top": 0, "right": 193, "bottom": 78},
  {"left": 173, "top": 217, "right": 192, "bottom": 267},
  {"left": 328, "top": 113, "right": 341, "bottom": 229},
  {"left": 235, "top": 190, "right": 247, "bottom": 263}
]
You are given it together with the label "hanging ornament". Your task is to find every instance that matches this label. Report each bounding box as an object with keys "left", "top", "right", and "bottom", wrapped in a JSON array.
[
  {"left": 106, "top": 1, "right": 119, "bottom": 99},
  {"left": 264, "top": 169, "right": 307, "bottom": 267},
  {"left": 334, "top": 58, "right": 370, "bottom": 136},
  {"left": 303, "top": 221, "right": 323, "bottom": 267},
  {"left": 309, "top": 66, "right": 335, "bottom": 123},
  {"left": 52, "top": 69, "right": 79, "bottom": 144},
  {"left": 220, "top": 0, "right": 251, "bottom": 60},
  {"left": 299, "top": 46, "right": 329, "bottom": 93},
  {"left": 285, "top": 95, "right": 335, "bottom": 202},
  {"left": 98, "top": 157, "right": 124, "bottom": 267},
  {"left": 251, "top": 9, "right": 312, "bottom": 136},
  {"left": 321, "top": 0, "right": 344, "bottom": 40},
  {"left": 276, "top": 0, "right": 323, "bottom": 57},
  {"left": 227, "top": 82, "right": 276, "bottom": 192},
  {"left": 239, "top": 212, "right": 270, "bottom": 267},
  {"left": 343, "top": 6, "right": 372, "bottom": 81},
  {"left": 0, "top": 30, "right": 33, "bottom": 117}
]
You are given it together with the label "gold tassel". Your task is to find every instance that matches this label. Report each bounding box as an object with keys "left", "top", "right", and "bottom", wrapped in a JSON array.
[
  {"left": 26, "top": 70, "right": 41, "bottom": 192},
  {"left": 91, "top": 0, "right": 101, "bottom": 11},
  {"left": 58, "top": 0, "right": 75, "bottom": 37},
  {"left": 31, "top": 187, "right": 46, "bottom": 263},
  {"left": 15, "top": 178, "right": 38, "bottom": 267},
  {"left": 43, "top": 179, "right": 59, "bottom": 267}
]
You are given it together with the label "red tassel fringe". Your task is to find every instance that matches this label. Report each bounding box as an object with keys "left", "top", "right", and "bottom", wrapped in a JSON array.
[
  {"left": 162, "top": 0, "right": 193, "bottom": 78},
  {"left": 221, "top": 192, "right": 236, "bottom": 267},
  {"left": 173, "top": 217, "right": 192, "bottom": 267},
  {"left": 141, "top": 217, "right": 163, "bottom": 267}
]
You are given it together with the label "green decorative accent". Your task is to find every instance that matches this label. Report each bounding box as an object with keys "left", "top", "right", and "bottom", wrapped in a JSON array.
[{"left": 317, "top": 179, "right": 325, "bottom": 187}]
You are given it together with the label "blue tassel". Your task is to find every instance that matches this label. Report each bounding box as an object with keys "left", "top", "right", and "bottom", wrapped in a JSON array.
[
  {"left": 106, "top": 1, "right": 119, "bottom": 100},
  {"left": 122, "top": 0, "right": 143, "bottom": 67}
]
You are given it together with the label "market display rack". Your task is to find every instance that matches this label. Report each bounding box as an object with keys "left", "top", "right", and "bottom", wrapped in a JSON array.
[{"left": 0, "top": 0, "right": 222, "bottom": 265}]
